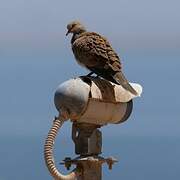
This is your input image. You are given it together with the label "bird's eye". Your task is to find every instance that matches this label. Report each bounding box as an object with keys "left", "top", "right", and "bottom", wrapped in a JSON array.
[{"left": 71, "top": 24, "right": 76, "bottom": 28}]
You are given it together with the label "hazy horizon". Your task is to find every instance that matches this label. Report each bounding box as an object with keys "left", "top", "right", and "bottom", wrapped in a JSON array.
[{"left": 0, "top": 0, "right": 179, "bottom": 52}]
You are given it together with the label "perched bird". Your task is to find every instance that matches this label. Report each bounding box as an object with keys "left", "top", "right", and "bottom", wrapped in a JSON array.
[{"left": 66, "top": 21, "right": 137, "bottom": 95}]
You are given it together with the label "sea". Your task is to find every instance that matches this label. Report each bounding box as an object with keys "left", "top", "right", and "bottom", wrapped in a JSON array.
[{"left": 0, "top": 135, "right": 179, "bottom": 180}]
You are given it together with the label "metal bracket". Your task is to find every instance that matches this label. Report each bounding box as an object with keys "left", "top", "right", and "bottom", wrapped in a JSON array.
[
  {"left": 58, "top": 122, "right": 118, "bottom": 180},
  {"left": 60, "top": 156, "right": 118, "bottom": 171}
]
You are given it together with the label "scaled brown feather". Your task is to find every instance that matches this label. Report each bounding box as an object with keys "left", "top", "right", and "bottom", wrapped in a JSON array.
[{"left": 66, "top": 21, "right": 137, "bottom": 95}]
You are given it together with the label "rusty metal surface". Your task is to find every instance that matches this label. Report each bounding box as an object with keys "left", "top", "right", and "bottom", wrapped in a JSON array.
[
  {"left": 72, "top": 123, "right": 102, "bottom": 155},
  {"left": 81, "top": 76, "right": 142, "bottom": 102},
  {"left": 61, "top": 156, "right": 103, "bottom": 180},
  {"left": 44, "top": 116, "right": 119, "bottom": 180},
  {"left": 61, "top": 156, "right": 118, "bottom": 180},
  {"left": 54, "top": 77, "right": 142, "bottom": 125},
  {"left": 76, "top": 99, "right": 129, "bottom": 125},
  {"left": 60, "top": 122, "right": 118, "bottom": 180},
  {"left": 61, "top": 156, "right": 118, "bottom": 170},
  {"left": 48, "top": 77, "right": 143, "bottom": 179},
  {"left": 89, "top": 77, "right": 116, "bottom": 101}
]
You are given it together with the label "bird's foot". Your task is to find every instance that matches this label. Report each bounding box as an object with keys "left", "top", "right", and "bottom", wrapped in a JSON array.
[{"left": 86, "top": 72, "right": 94, "bottom": 77}]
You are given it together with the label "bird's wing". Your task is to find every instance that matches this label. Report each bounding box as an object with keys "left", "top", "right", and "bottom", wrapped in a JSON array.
[
  {"left": 72, "top": 32, "right": 121, "bottom": 70},
  {"left": 102, "top": 35, "right": 122, "bottom": 71},
  {"left": 72, "top": 32, "right": 137, "bottom": 95}
]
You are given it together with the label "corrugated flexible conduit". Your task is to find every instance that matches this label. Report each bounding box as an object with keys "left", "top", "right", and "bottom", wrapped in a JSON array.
[{"left": 44, "top": 114, "right": 79, "bottom": 180}]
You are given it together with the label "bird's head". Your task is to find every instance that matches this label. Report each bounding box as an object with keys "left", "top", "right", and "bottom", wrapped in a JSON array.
[{"left": 66, "top": 21, "right": 86, "bottom": 36}]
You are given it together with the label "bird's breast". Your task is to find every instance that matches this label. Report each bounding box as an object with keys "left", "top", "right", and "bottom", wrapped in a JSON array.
[{"left": 72, "top": 44, "right": 99, "bottom": 68}]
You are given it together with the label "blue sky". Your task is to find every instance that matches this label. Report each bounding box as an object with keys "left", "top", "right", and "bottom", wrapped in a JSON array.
[{"left": 0, "top": 0, "right": 179, "bottom": 52}]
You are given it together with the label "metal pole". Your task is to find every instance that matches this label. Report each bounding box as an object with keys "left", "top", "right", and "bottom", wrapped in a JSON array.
[
  {"left": 61, "top": 123, "right": 117, "bottom": 180},
  {"left": 76, "top": 158, "right": 102, "bottom": 180}
]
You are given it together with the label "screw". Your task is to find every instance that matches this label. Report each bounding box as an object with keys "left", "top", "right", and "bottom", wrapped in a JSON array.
[
  {"left": 106, "top": 157, "right": 118, "bottom": 170},
  {"left": 64, "top": 157, "right": 72, "bottom": 170},
  {"left": 107, "top": 161, "right": 113, "bottom": 170}
]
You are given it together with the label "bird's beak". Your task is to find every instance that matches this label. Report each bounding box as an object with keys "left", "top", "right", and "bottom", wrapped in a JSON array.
[{"left": 66, "top": 29, "right": 71, "bottom": 36}]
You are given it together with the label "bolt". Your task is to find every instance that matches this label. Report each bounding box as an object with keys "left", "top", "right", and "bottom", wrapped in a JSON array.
[
  {"left": 106, "top": 157, "right": 118, "bottom": 170},
  {"left": 107, "top": 161, "right": 113, "bottom": 170},
  {"left": 64, "top": 157, "right": 72, "bottom": 170}
]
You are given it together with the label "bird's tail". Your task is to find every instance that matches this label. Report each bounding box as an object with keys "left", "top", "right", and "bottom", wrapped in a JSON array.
[{"left": 113, "top": 71, "right": 138, "bottom": 95}]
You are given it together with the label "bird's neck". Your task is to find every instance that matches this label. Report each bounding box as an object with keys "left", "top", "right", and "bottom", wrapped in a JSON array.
[{"left": 71, "top": 31, "right": 86, "bottom": 44}]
